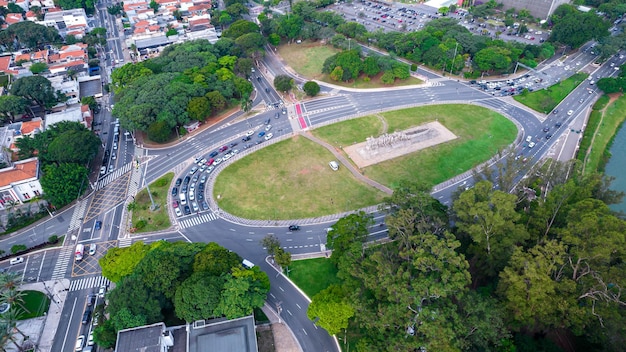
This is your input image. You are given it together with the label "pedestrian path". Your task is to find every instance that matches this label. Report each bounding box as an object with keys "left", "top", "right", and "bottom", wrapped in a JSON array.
[
  {"left": 118, "top": 237, "right": 133, "bottom": 248},
  {"left": 96, "top": 162, "right": 133, "bottom": 190},
  {"left": 68, "top": 200, "right": 88, "bottom": 233},
  {"left": 178, "top": 212, "right": 218, "bottom": 229},
  {"left": 50, "top": 247, "right": 74, "bottom": 280},
  {"left": 69, "top": 275, "right": 110, "bottom": 292}
]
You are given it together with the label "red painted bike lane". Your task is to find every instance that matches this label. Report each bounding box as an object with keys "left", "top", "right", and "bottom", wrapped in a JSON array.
[{"left": 295, "top": 103, "right": 307, "bottom": 129}]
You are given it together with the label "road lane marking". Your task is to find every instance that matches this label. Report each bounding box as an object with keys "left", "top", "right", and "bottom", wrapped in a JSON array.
[
  {"left": 296, "top": 303, "right": 301, "bottom": 309},
  {"left": 287, "top": 310, "right": 292, "bottom": 316},
  {"left": 301, "top": 328, "right": 307, "bottom": 335},
  {"left": 279, "top": 286, "right": 284, "bottom": 292}
]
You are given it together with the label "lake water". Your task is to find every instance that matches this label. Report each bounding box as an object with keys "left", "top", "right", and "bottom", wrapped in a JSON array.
[{"left": 604, "top": 122, "right": 626, "bottom": 215}]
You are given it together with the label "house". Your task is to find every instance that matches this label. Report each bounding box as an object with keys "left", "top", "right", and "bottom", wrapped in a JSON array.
[
  {"left": 4, "top": 13, "right": 24, "bottom": 26},
  {"left": 0, "top": 158, "right": 43, "bottom": 208},
  {"left": 115, "top": 316, "right": 259, "bottom": 352},
  {"left": 40, "top": 8, "right": 88, "bottom": 37},
  {"left": 49, "top": 75, "right": 81, "bottom": 105},
  {"left": 44, "top": 105, "right": 92, "bottom": 129}
]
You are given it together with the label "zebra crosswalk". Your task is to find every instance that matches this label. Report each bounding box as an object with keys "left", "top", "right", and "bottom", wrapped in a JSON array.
[
  {"left": 96, "top": 162, "right": 133, "bottom": 190},
  {"left": 69, "top": 275, "right": 110, "bottom": 292},
  {"left": 118, "top": 238, "right": 133, "bottom": 248},
  {"left": 178, "top": 212, "right": 218, "bottom": 229},
  {"left": 50, "top": 247, "right": 74, "bottom": 280}
]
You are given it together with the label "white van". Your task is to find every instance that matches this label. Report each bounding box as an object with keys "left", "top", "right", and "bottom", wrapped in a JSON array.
[
  {"left": 179, "top": 193, "right": 187, "bottom": 205},
  {"left": 75, "top": 244, "right": 85, "bottom": 261},
  {"left": 329, "top": 161, "right": 339, "bottom": 171},
  {"left": 242, "top": 259, "right": 255, "bottom": 269}
]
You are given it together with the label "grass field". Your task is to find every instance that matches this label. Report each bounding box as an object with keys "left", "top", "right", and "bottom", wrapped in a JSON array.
[
  {"left": 314, "top": 104, "right": 517, "bottom": 188},
  {"left": 278, "top": 42, "right": 340, "bottom": 79},
  {"left": 288, "top": 257, "right": 340, "bottom": 298},
  {"left": 17, "top": 290, "right": 50, "bottom": 320},
  {"left": 312, "top": 115, "right": 383, "bottom": 146},
  {"left": 214, "top": 137, "right": 386, "bottom": 219},
  {"left": 581, "top": 95, "right": 626, "bottom": 173},
  {"left": 514, "top": 72, "right": 588, "bottom": 113},
  {"left": 131, "top": 172, "right": 173, "bottom": 232},
  {"left": 279, "top": 41, "right": 422, "bottom": 88}
]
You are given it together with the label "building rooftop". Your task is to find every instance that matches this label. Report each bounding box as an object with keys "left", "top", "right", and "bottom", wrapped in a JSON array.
[
  {"left": 189, "top": 316, "right": 258, "bottom": 352},
  {"left": 116, "top": 323, "right": 165, "bottom": 352},
  {"left": 0, "top": 158, "right": 38, "bottom": 188}
]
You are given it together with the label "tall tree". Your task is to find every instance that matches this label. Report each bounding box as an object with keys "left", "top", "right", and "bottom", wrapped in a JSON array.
[
  {"left": 40, "top": 163, "right": 88, "bottom": 207},
  {"left": 326, "top": 212, "right": 373, "bottom": 264},
  {"left": 307, "top": 284, "right": 354, "bottom": 335},
  {"left": 0, "top": 96, "right": 26, "bottom": 123},
  {"left": 10, "top": 75, "right": 57, "bottom": 111},
  {"left": 99, "top": 242, "right": 154, "bottom": 283},
  {"left": 174, "top": 272, "right": 225, "bottom": 322}
]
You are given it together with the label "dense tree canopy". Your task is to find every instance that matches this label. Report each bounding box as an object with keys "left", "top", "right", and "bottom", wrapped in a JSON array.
[
  {"left": 0, "top": 21, "right": 60, "bottom": 50},
  {"left": 10, "top": 75, "right": 58, "bottom": 111},
  {"left": 549, "top": 5, "right": 611, "bottom": 48},
  {"left": 95, "top": 241, "right": 269, "bottom": 348}
]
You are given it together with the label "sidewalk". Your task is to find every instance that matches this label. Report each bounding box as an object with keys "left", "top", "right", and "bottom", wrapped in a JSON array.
[
  {"left": 261, "top": 303, "right": 303, "bottom": 352},
  {"left": 8, "top": 279, "right": 70, "bottom": 352}
]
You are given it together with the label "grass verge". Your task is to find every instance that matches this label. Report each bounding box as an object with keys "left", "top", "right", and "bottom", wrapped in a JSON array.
[
  {"left": 131, "top": 172, "right": 173, "bottom": 233},
  {"left": 279, "top": 41, "right": 422, "bottom": 88},
  {"left": 215, "top": 137, "right": 385, "bottom": 219},
  {"left": 312, "top": 115, "right": 383, "bottom": 146},
  {"left": 315, "top": 104, "right": 517, "bottom": 188},
  {"left": 579, "top": 94, "right": 626, "bottom": 173},
  {"left": 514, "top": 72, "right": 588, "bottom": 113},
  {"left": 17, "top": 290, "right": 50, "bottom": 320},
  {"left": 287, "top": 257, "right": 340, "bottom": 298}
]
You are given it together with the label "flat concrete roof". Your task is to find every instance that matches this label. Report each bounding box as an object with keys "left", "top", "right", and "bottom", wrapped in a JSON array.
[
  {"left": 116, "top": 323, "right": 164, "bottom": 352},
  {"left": 189, "top": 316, "right": 258, "bottom": 352}
]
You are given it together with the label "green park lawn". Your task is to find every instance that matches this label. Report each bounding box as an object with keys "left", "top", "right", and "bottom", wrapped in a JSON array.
[
  {"left": 514, "top": 72, "right": 588, "bottom": 113},
  {"left": 131, "top": 172, "right": 173, "bottom": 232},
  {"left": 314, "top": 104, "right": 517, "bottom": 188},
  {"left": 17, "top": 290, "right": 50, "bottom": 320},
  {"left": 581, "top": 94, "right": 626, "bottom": 173},
  {"left": 278, "top": 41, "right": 422, "bottom": 88},
  {"left": 214, "top": 136, "right": 386, "bottom": 220},
  {"left": 288, "top": 257, "right": 340, "bottom": 298}
]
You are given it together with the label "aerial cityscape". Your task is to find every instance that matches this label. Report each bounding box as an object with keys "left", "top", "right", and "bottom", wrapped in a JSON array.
[{"left": 0, "top": 0, "right": 625, "bottom": 350}]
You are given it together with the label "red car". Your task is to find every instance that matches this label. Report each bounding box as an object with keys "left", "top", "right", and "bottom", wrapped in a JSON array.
[
  {"left": 206, "top": 158, "right": 215, "bottom": 166},
  {"left": 172, "top": 200, "right": 179, "bottom": 208},
  {"left": 219, "top": 145, "right": 228, "bottom": 152}
]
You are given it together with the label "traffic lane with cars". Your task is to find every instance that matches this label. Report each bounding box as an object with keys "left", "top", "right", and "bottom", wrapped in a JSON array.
[
  {"left": 0, "top": 209, "right": 71, "bottom": 255},
  {"left": 53, "top": 289, "right": 103, "bottom": 352}
]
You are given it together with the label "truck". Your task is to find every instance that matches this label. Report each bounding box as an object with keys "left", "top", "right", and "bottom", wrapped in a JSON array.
[{"left": 75, "top": 244, "right": 85, "bottom": 261}]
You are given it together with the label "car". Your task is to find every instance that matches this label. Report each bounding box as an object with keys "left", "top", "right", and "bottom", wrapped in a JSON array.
[
  {"left": 95, "top": 221, "right": 102, "bottom": 230},
  {"left": 219, "top": 145, "right": 228, "bottom": 152},
  {"left": 75, "top": 335, "right": 85, "bottom": 351},
  {"left": 181, "top": 185, "right": 188, "bottom": 193},
  {"left": 189, "top": 192, "right": 195, "bottom": 201},
  {"left": 543, "top": 127, "right": 550, "bottom": 132},
  {"left": 229, "top": 142, "right": 238, "bottom": 148},
  {"left": 567, "top": 110, "right": 574, "bottom": 116},
  {"left": 579, "top": 98, "right": 584, "bottom": 103},
  {"left": 525, "top": 136, "right": 533, "bottom": 143},
  {"left": 258, "top": 131, "right": 266, "bottom": 138},
  {"left": 329, "top": 161, "right": 339, "bottom": 171},
  {"left": 189, "top": 166, "right": 198, "bottom": 174},
  {"left": 100, "top": 166, "right": 106, "bottom": 175},
  {"left": 275, "top": 112, "right": 280, "bottom": 119},
  {"left": 190, "top": 183, "right": 195, "bottom": 191},
  {"left": 92, "top": 312, "right": 100, "bottom": 327},
  {"left": 184, "top": 205, "right": 191, "bottom": 215},
  {"left": 209, "top": 151, "right": 219, "bottom": 158},
  {"left": 245, "top": 130, "right": 254, "bottom": 137},
  {"left": 112, "top": 142, "right": 117, "bottom": 150},
  {"left": 82, "top": 309, "right": 92, "bottom": 324},
  {"left": 192, "top": 175, "right": 199, "bottom": 183},
  {"left": 199, "top": 165, "right": 207, "bottom": 172},
  {"left": 214, "top": 158, "right": 222, "bottom": 165},
  {"left": 206, "top": 158, "right": 215, "bottom": 166},
  {"left": 9, "top": 257, "right": 24, "bottom": 265},
  {"left": 265, "top": 133, "right": 273, "bottom": 141},
  {"left": 233, "top": 149, "right": 240, "bottom": 154},
  {"left": 264, "top": 118, "right": 271, "bottom": 125},
  {"left": 288, "top": 225, "right": 300, "bottom": 231},
  {"left": 528, "top": 142, "right": 536, "bottom": 148},
  {"left": 98, "top": 285, "right": 107, "bottom": 298},
  {"left": 109, "top": 165, "right": 115, "bottom": 172},
  {"left": 200, "top": 175, "right": 207, "bottom": 183},
  {"left": 192, "top": 201, "right": 199, "bottom": 212},
  {"left": 183, "top": 176, "right": 191, "bottom": 184},
  {"left": 89, "top": 244, "right": 97, "bottom": 256},
  {"left": 223, "top": 153, "right": 232, "bottom": 160},
  {"left": 175, "top": 178, "right": 182, "bottom": 187},
  {"left": 111, "top": 153, "right": 116, "bottom": 160},
  {"left": 175, "top": 207, "right": 182, "bottom": 217},
  {"left": 552, "top": 109, "right": 558, "bottom": 114},
  {"left": 206, "top": 166, "right": 215, "bottom": 173},
  {"left": 87, "top": 294, "right": 96, "bottom": 306},
  {"left": 242, "top": 136, "right": 251, "bottom": 142},
  {"left": 555, "top": 122, "right": 562, "bottom": 127},
  {"left": 282, "top": 108, "right": 287, "bottom": 115},
  {"left": 197, "top": 158, "right": 207, "bottom": 166},
  {"left": 87, "top": 332, "right": 94, "bottom": 346},
  {"left": 171, "top": 187, "right": 178, "bottom": 196},
  {"left": 172, "top": 200, "right": 179, "bottom": 208},
  {"left": 546, "top": 134, "right": 552, "bottom": 139},
  {"left": 198, "top": 183, "right": 205, "bottom": 191},
  {"left": 265, "top": 124, "right": 272, "bottom": 131},
  {"left": 197, "top": 192, "right": 204, "bottom": 200},
  {"left": 202, "top": 201, "right": 209, "bottom": 211}
]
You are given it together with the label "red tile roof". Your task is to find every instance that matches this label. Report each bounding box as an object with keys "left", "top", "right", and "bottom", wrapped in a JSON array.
[
  {"left": 0, "top": 159, "right": 38, "bottom": 187},
  {"left": 20, "top": 120, "right": 42, "bottom": 135}
]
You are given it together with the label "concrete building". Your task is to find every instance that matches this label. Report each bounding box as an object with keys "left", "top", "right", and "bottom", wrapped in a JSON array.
[
  {"left": 0, "top": 157, "right": 43, "bottom": 207},
  {"left": 40, "top": 8, "right": 89, "bottom": 37},
  {"left": 496, "top": 0, "right": 570, "bottom": 20},
  {"left": 44, "top": 105, "right": 93, "bottom": 130},
  {"left": 115, "top": 316, "right": 258, "bottom": 352}
]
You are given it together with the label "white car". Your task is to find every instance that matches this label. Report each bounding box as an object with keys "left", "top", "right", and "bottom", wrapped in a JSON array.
[
  {"left": 206, "top": 166, "right": 215, "bottom": 173},
  {"left": 528, "top": 142, "right": 536, "bottom": 148},
  {"left": 189, "top": 192, "right": 195, "bottom": 201},
  {"left": 192, "top": 201, "right": 199, "bottom": 212},
  {"left": 111, "top": 153, "right": 116, "bottom": 160},
  {"left": 245, "top": 130, "right": 254, "bottom": 137},
  {"left": 200, "top": 175, "right": 207, "bottom": 183},
  {"left": 98, "top": 285, "right": 107, "bottom": 298},
  {"left": 265, "top": 133, "right": 274, "bottom": 141},
  {"left": 525, "top": 136, "right": 532, "bottom": 143},
  {"left": 100, "top": 166, "right": 106, "bottom": 175},
  {"left": 233, "top": 149, "right": 240, "bottom": 154},
  {"left": 87, "top": 332, "right": 94, "bottom": 346},
  {"left": 567, "top": 110, "right": 573, "bottom": 116},
  {"left": 197, "top": 158, "right": 207, "bottom": 166},
  {"left": 213, "top": 158, "right": 222, "bottom": 165},
  {"left": 265, "top": 124, "right": 272, "bottom": 131},
  {"left": 75, "top": 335, "right": 85, "bottom": 351},
  {"left": 9, "top": 257, "right": 24, "bottom": 265},
  {"left": 223, "top": 153, "right": 232, "bottom": 161},
  {"left": 113, "top": 142, "right": 117, "bottom": 150},
  {"left": 175, "top": 207, "right": 182, "bottom": 217}
]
